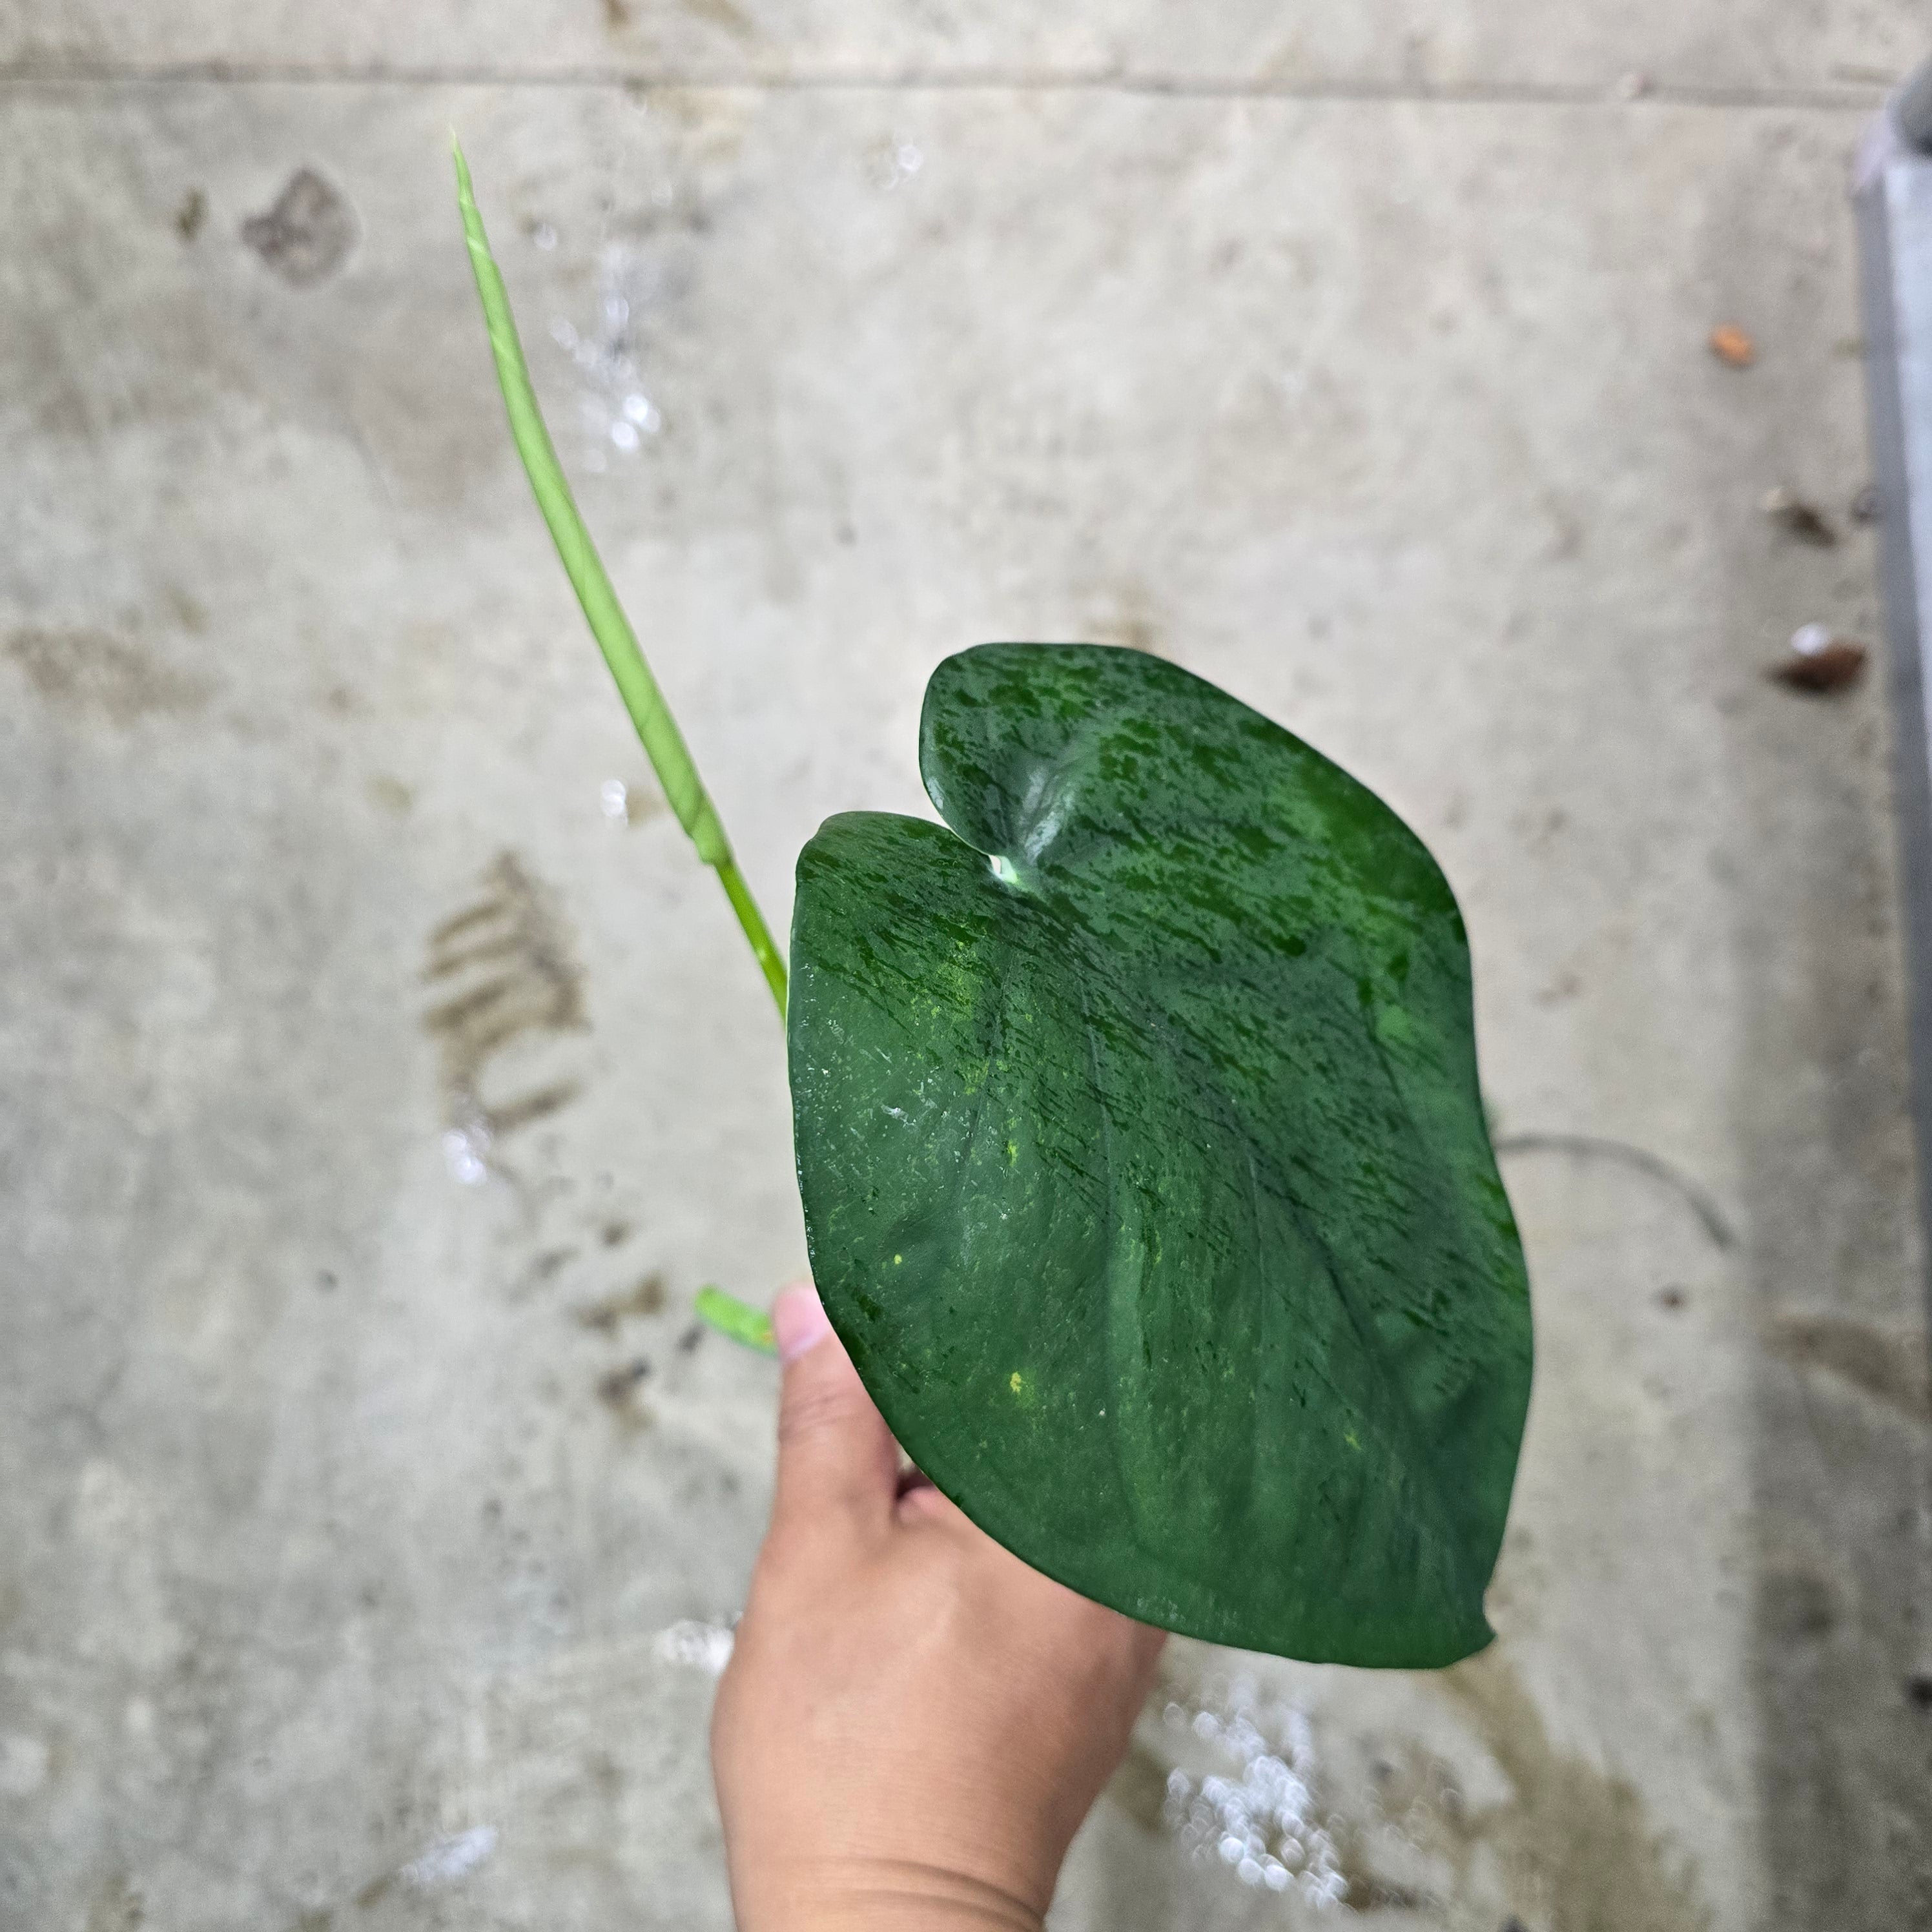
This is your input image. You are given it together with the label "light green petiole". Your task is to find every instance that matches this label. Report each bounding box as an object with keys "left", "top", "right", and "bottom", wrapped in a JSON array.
[
  {"left": 453, "top": 140, "right": 788, "bottom": 1020},
  {"left": 695, "top": 1285, "right": 777, "bottom": 1355}
]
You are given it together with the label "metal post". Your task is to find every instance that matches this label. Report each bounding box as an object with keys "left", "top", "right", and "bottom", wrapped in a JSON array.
[
  {"left": 1855, "top": 59, "right": 1932, "bottom": 1334},
  {"left": 1896, "top": 53, "right": 1932, "bottom": 154}
]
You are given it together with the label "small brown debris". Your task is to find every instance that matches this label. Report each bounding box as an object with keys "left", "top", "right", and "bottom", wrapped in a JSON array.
[
  {"left": 1761, "top": 486, "right": 1838, "bottom": 548},
  {"left": 576, "top": 1272, "right": 666, "bottom": 1334},
  {"left": 366, "top": 774, "right": 414, "bottom": 817},
  {"left": 1709, "top": 323, "right": 1756, "bottom": 369},
  {"left": 598, "top": 1358, "right": 651, "bottom": 1401},
  {"left": 1769, "top": 623, "right": 1867, "bottom": 694},
  {"left": 174, "top": 187, "right": 207, "bottom": 240},
  {"left": 1850, "top": 483, "right": 1881, "bottom": 525},
  {"left": 1657, "top": 1286, "right": 1687, "bottom": 1311},
  {"left": 677, "top": 1322, "right": 704, "bottom": 1353},
  {"left": 601, "top": 1219, "right": 633, "bottom": 1248},
  {"left": 1533, "top": 968, "right": 1581, "bottom": 1007},
  {"left": 597, "top": 1358, "right": 654, "bottom": 1431},
  {"left": 1765, "top": 1568, "right": 1838, "bottom": 1641}
]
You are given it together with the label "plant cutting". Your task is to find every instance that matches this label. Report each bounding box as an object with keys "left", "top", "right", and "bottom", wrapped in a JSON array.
[{"left": 455, "top": 147, "right": 1532, "bottom": 1669}]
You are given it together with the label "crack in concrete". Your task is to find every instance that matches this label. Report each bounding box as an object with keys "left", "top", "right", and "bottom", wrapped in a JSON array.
[
  {"left": 0, "top": 61, "right": 1889, "bottom": 112},
  {"left": 1494, "top": 1132, "right": 1736, "bottom": 1250}
]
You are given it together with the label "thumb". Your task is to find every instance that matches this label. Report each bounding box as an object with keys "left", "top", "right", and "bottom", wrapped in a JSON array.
[{"left": 771, "top": 1282, "right": 898, "bottom": 1539}]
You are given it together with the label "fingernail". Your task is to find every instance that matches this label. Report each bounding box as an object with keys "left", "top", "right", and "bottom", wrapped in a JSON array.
[{"left": 772, "top": 1282, "right": 832, "bottom": 1363}]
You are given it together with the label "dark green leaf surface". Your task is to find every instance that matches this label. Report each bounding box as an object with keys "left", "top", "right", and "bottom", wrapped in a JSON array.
[{"left": 788, "top": 645, "right": 1531, "bottom": 1666}]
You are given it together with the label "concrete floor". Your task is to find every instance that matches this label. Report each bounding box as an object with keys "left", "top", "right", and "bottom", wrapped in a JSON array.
[{"left": 3, "top": 6, "right": 1931, "bottom": 1930}]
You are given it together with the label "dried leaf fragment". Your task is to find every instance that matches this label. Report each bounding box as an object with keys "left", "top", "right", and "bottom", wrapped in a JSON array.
[
  {"left": 1770, "top": 622, "right": 1866, "bottom": 694},
  {"left": 1710, "top": 323, "right": 1756, "bottom": 369}
]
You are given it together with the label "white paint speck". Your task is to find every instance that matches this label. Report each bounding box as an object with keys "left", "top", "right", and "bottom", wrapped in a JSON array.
[
  {"left": 402, "top": 1824, "right": 497, "bottom": 1889},
  {"left": 867, "top": 132, "right": 927, "bottom": 192},
  {"left": 655, "top": 1618, "right": 736, "bottom": 1676},
  {"left": 442, "top": 1124, "right": 491, "bottom": 1187}
]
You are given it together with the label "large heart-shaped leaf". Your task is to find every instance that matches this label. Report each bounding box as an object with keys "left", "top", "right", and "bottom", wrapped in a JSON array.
[{"left": 789, "top": 644, "right": 1530, "bottom": 1667}]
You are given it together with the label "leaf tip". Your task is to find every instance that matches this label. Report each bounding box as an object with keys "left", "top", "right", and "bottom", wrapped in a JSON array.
[{"left": 450, "top": 133, "right": 475, "bottom": 206}]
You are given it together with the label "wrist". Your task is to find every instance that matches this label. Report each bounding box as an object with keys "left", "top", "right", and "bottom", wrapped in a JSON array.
[{"left": 732, "top": 1855, "right": 1045, "bottom": 1932}]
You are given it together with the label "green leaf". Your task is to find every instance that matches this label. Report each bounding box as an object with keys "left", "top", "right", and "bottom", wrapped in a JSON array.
[
  {"left": 695, "top": 1285, "right": 777, "bottom": 1355},
  {"left": 788, "top": 644, "right": 1531, "bottom": 1667}
]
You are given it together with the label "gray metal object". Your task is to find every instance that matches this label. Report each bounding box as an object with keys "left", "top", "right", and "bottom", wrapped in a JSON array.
[
  {"left": 1896, "top": 53, "right": 1932, "bottom": 154},
  {"left": 1856, "top": 72, "right": 1932, "bottom": 1310}
]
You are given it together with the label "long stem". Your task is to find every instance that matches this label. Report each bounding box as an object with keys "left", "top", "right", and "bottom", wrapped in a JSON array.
[{"left": 453, "top": 140, "right": 788, "bottom": 1022}]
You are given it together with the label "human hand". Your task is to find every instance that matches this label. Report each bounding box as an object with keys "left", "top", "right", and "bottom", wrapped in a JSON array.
[{"left": 711, "top": 1282, "right": 1166, "bottom": 1932}]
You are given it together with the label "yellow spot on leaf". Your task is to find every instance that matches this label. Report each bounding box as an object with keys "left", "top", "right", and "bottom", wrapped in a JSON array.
[{"left": 1010, "top": 1371, "right": 1024, "bottom": 1395}]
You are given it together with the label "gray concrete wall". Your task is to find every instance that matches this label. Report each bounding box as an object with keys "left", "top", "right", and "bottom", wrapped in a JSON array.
[{"left": 1, "top": 6, "right": 1929, "bottom": 1930}]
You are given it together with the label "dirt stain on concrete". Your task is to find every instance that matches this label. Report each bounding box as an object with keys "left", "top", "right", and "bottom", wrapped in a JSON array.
[
  {"left": 1769, "top": 1311, "right": 1931, "bottom": 1423},
  {"left": 1437, "top": 1649, "right": 1712, "bottom": 1932},
  {"left": 351, "top": 1869, "right": 393, "bottom": 1910},
  {"left": 682, "top": 0, "right": 757, "bottom": 38},
  {"left": 530, "top": 1247, "right": 579, "bottom": 1285},
  {"left": 1122, "top": 1650, "right": 1711, "bottom": 1926},
  {"left": 84, "top": 1875, "right": 145, "bottom": 1932},
  {"left": 366, "top": 774, "right": 414, "bottom": 818},
  {"left": 1107, "top": 1734, "right": 1172, "bottom": 1831},
  {"left": 423, "top": 852, "right": 587, "bottom": 1158},
  {"left": 242, "top": 169, "right": 358, "bottom": 287},
  {"left": 606, "top": 0, "right": 754, "bottom": 36},
  {"left": 7, "top": 626, "right": 210, "bottom": 724},
  {"left": 577, "top": 1272, "right": 666, "bottom": 1334},
  {"left": 597, "top": 1357, "right": 654, "bottom": 1432},
  {"left": 1085, "top": 579, "right": 1169, "bottom": 659}
]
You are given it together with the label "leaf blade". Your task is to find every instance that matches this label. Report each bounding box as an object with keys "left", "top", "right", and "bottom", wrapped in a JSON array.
[
  {"left": 790, "top": 644, "right": 1531, "bottom": 1666},
  {"left": 452, "top": 140, "right": 788, "bottom": 1018}
]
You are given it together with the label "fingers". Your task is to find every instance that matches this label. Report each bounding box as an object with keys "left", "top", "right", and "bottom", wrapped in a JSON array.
[
  {"left": 896, "top": 1480, "right": 1167, "bottom": 1678},
  {"left": 771, "top": 1282, "right": 899, "bottom": 1543},
  {"left": 896, "top": 1468, "right": 963, "bottom": 1528}
]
